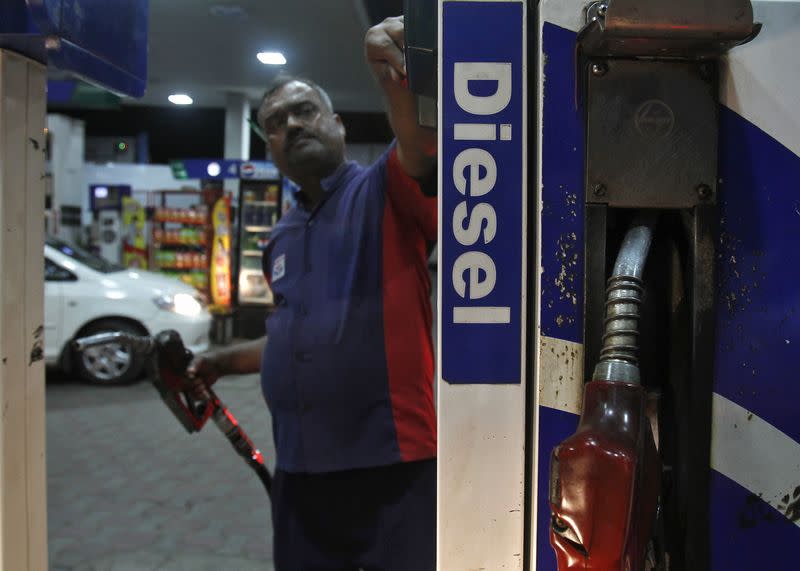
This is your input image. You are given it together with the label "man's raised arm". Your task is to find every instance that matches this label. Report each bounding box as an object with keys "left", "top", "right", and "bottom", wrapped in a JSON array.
[{"left": 365, "top": 16, "right": 437, "bottom": 179}]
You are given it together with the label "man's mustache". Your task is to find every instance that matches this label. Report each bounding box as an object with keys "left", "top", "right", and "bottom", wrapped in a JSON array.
[{"left": 285, "top": 129, "right": 316, "bottom": 152}]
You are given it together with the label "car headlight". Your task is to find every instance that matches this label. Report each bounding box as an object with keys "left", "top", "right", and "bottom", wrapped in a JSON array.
[{"left": 153, "top": 293, "right": 204, "bottom": 317}]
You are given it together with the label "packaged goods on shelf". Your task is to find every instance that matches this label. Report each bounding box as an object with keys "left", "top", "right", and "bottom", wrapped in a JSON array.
[
  {"left": 154, "top": 205, "right": 209, "bottom": 224},
  {"left": 149, "top": 189, "right": 221, "bottom": 296}
]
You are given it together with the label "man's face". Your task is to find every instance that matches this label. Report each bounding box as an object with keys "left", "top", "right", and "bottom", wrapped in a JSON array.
[{"left": 258, "top": 81, "right": 346, "bottom": 181}]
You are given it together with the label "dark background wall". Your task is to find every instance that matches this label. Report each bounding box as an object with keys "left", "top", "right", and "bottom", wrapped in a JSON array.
[{"left": 50, "top": 106, "right": 394, "bottom": 164}]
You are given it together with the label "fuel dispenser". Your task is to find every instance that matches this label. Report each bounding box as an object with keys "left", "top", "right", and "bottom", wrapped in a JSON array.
[
  {"left": 434, "top": 0, "right": 800, "bottom": 569},
  {"left": 88, "top": 184, "right": 132, "bottom": 264},
  {"left": 549, "top": 3, "right": 759, "bottom": 569}
]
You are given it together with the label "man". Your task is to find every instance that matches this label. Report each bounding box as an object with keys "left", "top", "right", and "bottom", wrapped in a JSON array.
[{"left": 187, "top": 16, "right": 437, "bottom": 570}]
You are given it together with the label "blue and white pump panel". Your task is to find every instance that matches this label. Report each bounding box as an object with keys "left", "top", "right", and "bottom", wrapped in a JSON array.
[
  {"left": 439, "top": 0, "right": 800, "bottom": 569},
  {"left": 533, "top": 1, "right": 800, "bottom": 569},
  {"left": 0, "top": 0, "right": 147, "bottom": 97}
]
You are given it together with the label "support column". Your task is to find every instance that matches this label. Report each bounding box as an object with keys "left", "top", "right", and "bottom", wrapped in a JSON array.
[
  {"left": 0, "top": 49, "right": 48, "bottom": 571},
  {"left": 46, "top": 113, "right": 85, "bottom": 243},
  {"left": 223, "top": 92, "right": 251, "bottom": 195}
]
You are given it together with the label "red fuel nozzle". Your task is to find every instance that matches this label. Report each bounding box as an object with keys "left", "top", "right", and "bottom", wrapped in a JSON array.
[
  {"left": 549, "top": 379, "right": 660, "bottom": 570},
  {"left": 550, "top": 213, "right": 661, "bottom": 570}
]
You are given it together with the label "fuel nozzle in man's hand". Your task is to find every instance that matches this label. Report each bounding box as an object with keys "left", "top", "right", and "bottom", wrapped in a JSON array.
[
  {"left": 155, "top": 329, "right": 193, "bottom": 377},
  {"left": 147, "top": 330, "right": 214, "bottom": 431},
  {"left": 72, "top": 328, "right": 273, "bottom": 496}
]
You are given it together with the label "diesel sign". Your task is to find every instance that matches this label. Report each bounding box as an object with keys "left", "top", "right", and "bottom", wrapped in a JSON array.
[{"left": 441, "top": 1, "right": 525, "bottom": 384}]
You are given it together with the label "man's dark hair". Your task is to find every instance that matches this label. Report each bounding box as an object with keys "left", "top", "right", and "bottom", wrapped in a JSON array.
[{"left": 257, "top": 75, "right": 334, "bottom": 130}]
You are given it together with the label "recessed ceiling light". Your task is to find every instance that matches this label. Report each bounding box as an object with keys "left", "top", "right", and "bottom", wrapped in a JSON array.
[
  {"left": 257, "top": 52, "right": 286, "bottom": 65},
  {"left": 168, "top": 94, "right": 193, "bottom": 105}
]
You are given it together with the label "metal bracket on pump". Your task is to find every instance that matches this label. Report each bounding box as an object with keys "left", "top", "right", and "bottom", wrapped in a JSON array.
[
  {"left": 579, "top": 0, "right": 761, "bottom": 59},
  {"left": 579, "top": 0, "right": 760, "bottom": 209}
]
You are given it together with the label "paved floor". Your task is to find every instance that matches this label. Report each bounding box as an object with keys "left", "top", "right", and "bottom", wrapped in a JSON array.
[
  {"left": 47, "top": 270, "right": 438, "bottom": 570},
  {"left": 47, "top": 370, "right": 277, "bottom": 570}
]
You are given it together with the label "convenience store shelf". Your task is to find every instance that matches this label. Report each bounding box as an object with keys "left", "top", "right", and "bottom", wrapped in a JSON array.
[
  {"left": 243, "top": 200, "right": 278, "bottom": 206},
  {"left": 239, "top": 296, "right": 271, "bottom": 305},
  {"left": 149, "top": 190, "right": 219, "bottom": 297},
  {"left": 242, "top": 250, "right": 264, "bottom": 256},
  {"left": 156, "top": 266, "right": 207, "bottom": 271},
  {"left": 244, "top": 225, "right": 272, "bottom": 232},
  {"left": 154, "top": 242, "right": 208, "bottom": 248},
  {"left": 153, "top": 218, "right": 207, "bottom": 226}
]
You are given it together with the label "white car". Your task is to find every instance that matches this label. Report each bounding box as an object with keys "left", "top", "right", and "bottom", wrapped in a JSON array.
[{"left": 44, "top": 237, "right": 211, "bottom": 385}]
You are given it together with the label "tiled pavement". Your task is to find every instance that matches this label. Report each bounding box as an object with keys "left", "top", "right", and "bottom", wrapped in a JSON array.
[
  {"left": 47, "top": 269, "right": 438, "bottom": 570},
  {"left": 47, "top": 371, "right": 276, "bottom": 570}
]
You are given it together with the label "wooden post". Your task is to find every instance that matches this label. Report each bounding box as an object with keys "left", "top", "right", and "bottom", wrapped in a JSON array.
[{"left": 0, "top": 49, "right": 48, "bottom": 570}]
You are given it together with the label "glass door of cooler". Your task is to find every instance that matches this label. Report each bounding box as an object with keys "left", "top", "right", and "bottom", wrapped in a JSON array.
[{"left": 237, "top": 180, "right": 280, "bottom": 305}]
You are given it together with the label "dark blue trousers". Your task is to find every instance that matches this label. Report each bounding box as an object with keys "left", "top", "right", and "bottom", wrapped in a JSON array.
[{"left": 271, "top": 459, "right": 436, "bottom": 571}]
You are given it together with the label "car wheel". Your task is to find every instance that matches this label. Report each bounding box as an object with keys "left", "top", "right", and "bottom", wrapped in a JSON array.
[{"left": 74, "top": 319, "right": 145, "bottom": 385}]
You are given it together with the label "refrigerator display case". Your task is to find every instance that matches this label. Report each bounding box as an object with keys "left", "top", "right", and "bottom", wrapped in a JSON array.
[{"left": 234, "top": 178, "right": 282, "bottom": 337}]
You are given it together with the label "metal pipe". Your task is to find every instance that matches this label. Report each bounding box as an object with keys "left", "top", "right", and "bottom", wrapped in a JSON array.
[
  {"left": 72, "top": 332, "right": 155, "bottom": 355},
  {"left": 593, "top": 211, "right": 659, "bottom": 384}
]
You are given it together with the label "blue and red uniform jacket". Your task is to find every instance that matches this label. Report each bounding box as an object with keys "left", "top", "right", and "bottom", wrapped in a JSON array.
[{"left": 261, "top": 144, "right": 437, "bottom": 473}]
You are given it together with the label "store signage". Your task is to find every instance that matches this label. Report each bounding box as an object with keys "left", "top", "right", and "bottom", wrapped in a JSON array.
[
  {"left": 210, "top": 197, "right": 232, "bottom": 307},
  {"left": 170, "top": 161, "right": 189, "bottom": 180},
  {"left": 441, "top": 1, "right": 525, "bottom": 384},
  {"left": 121, "top": 197, "right": 148, "bottom": 269},
  {"left": 171, "top": 159, "right": 279, "bottom": 181},
  {"left": 6, "top": 0, "right": 147, "bottom": 97},
  {"left": 240, "top": 161, "right": 280, "bottom": 180}
]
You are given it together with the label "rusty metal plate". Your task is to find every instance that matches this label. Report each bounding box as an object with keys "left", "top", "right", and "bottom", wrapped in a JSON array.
[
  {"left": 578, "top": 0, "right": 760, "bottom": 59},
  {"left": 585, "top": 59, "right": 718, "bottom": 208}
]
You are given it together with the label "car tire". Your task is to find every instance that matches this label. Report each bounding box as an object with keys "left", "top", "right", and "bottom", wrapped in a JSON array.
[{"left": 74, "top": 319, "right": 146, "bottom": 386}]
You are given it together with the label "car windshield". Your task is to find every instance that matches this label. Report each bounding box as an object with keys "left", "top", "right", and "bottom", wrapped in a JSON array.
[{"left": 46, "top": 237, "right": 125, "bottom": 274}]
